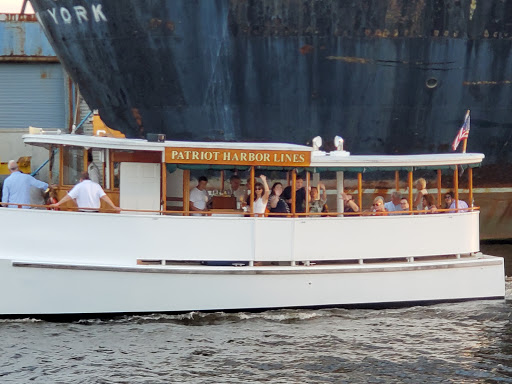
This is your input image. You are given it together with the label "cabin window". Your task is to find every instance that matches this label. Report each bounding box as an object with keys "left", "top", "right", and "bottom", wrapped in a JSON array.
[
  {"left": 87, "top": 149, "right": 104, "bottom": 186},
  {"left": 113, "top": 162, "right": 120, "bottom": 189},
  {"left": 62, "top": 146, "right": 84, "bottom": 186},
  {"left": 49, "top": 146, "right": 60, "bottom": 185}
]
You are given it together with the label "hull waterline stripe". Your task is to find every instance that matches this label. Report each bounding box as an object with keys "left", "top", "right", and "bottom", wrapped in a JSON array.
[{"left": 11, "top": 258, "right": 503, "bottom": 275}]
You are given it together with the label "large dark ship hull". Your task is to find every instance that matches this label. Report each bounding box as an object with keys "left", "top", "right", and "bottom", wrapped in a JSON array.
[{"left": 30, "top": 0, "right": 512, "bottom": 238}]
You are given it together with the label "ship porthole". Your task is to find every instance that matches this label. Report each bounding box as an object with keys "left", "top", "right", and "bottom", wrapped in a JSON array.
[{"left": 426, "top": 78, "right": 438, "bottom": 89}]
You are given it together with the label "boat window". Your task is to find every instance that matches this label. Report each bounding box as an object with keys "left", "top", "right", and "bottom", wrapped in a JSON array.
[
  {"left": 49, "top": 146, "right": 60, "bottom": 185},
  {"left": 88, "top": 149, "right": 104, "bottom": 186},
  {"left": 62, "top": 146, "right": 84, "bottom": 186},
  {"left": 113, "top": 162, "right": 120, "bottom": 189}
]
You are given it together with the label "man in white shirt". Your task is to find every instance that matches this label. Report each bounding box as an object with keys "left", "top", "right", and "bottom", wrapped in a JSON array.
[
  {"left": 229, "top": 175, "right": 245, "bottom": 200},
  {"left": 51, "top": 172, "right": 120, "bottom": 212},
  {"left": 189, "top": 176, "right": 209, "bottom": 214},
  {"left": 384, "top": 191, "right": 402, "bottom": 212}
]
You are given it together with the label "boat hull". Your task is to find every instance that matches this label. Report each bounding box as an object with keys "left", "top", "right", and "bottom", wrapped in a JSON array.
[
  {"left": 0, "top": 208, "right": 505, "bottom": 316},
  {"left": 0, "top": 257, "right": 504, "bottom": 316}
]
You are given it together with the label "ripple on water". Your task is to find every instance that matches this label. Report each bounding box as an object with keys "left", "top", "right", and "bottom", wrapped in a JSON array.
[{"left": 0, "top": 285, "right": 510, "bottom": 383}]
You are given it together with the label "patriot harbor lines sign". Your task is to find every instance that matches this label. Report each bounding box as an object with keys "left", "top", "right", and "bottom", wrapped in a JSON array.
[{"left": 165, "top": 148, "right": 311, "bottom": 167}]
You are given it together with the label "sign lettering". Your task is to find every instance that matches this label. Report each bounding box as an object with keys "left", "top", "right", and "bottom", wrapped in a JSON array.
[
  {"left": 36, "top": 4, "right": 107, "bottom": 26},
  {"left": 165, "top": 148, "right": 310, "bottom": 167}
]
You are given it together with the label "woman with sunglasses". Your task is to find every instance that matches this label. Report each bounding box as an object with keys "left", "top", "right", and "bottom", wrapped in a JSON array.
[
  {"left": 251, "top": 175, "right": 270, "bottom": 217},
  {"left": 371, "top": 196, "right": 388, "bottom": 216}
]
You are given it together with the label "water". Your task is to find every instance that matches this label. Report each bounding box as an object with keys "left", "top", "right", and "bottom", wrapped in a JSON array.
[{"left": 1, "top": 250, "right": 511, "bottom": 383}]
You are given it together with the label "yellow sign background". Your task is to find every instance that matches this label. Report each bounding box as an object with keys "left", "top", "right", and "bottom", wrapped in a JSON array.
[{"left": 165, "top": 148, "right": 311, "bottom": 167}]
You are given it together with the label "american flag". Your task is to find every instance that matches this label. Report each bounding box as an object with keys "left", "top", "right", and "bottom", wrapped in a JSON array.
[{"left": 452, "top": 110, "right": 471, "bottom": 151}]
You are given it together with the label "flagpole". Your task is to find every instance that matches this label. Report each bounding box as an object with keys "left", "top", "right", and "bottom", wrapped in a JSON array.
[{"left": 462, "top": 109, "right": 470, "bottom": 153}]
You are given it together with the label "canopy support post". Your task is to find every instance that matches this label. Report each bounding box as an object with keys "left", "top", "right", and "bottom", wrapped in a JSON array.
[
  {"left": 408, "top": 171, "right": 413, "bottom": 215},
  {"left": 291, "top": 169, "right": 297, "bottom": 217},
  {"left": 305, "top": 171, "right": 310, "bottom": 215},
  {"left": 48, "top": 146, "right": 53, "bottom": 183},
  {"left": 454, "top": 166, "right": 459, "bottom": 210},
  {"left": 437, "top": 169, "right": 442, "bottom": 210},
  {"left": 337, "top": 171, "right": 344, "bottom": 214},
  {"left": 183, "top": 170, "right": 190, "bottom": 216},
  {"left": 468, "top": 167, "right": 473, "bottom": 208},
  {"left": 59, "top": 145, "right": 64, "bottom": 187},
  {"left": 357, "top": 173, "right": 363, "bottom": 211},
  {"left": 250, "top": 166, "right": 255, "bottom": 215},
  {"left": 161, "top": 157, "right": 167, "bottom": 213}
]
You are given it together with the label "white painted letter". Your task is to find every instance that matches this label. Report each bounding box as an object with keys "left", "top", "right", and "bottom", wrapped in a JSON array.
[
  {"left": 74, "top": 6, "right": 88, "bottom": 23},
  {"left": 47, "top": 8, "right": 59, "bottom": 24},
  {"left": 92, "top": 4, "right": 108, "bottom": 22},
  {"left": 60, "top": 8, "right": 72, "bottom": 24}
]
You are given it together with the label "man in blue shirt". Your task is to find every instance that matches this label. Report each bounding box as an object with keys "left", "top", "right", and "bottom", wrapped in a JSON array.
[{"left": 2, "top": 160, "right": 48, "bottom": 208}]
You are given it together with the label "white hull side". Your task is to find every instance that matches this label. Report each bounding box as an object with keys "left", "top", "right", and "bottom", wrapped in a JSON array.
[
  {"left": 0, "top": 258, "right": 504, "bottom": 315},
  {"left": 0, "top": 209, "right": 480, "bottom": 264}
]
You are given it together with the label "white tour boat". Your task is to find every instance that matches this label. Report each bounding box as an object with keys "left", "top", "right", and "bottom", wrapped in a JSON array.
[{"left": 0, "top": 132, "right": 505, "bottom": 317}]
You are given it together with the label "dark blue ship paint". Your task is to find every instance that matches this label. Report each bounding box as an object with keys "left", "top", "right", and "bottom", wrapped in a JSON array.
[{"left": 29, "top": 0, "right": 512, "bottom": 180}]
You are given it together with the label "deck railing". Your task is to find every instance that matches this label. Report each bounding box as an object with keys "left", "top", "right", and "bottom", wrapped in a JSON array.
[{"left": 0, "top": 201, "right": 478, "bottom": 216}]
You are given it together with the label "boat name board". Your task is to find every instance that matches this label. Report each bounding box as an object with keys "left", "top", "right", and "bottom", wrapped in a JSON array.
[{"left": 165, "top": 148, "right": 311, "bottom": 167}]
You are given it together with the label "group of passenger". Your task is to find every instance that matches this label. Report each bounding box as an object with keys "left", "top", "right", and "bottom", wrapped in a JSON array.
[
  {"left": 190, "top": 174, "right": 356, "bottom": 216},
  {"left": 2, "top": 160, "right": 471, "bottom": 217},
  {"left": 368, "top": 178, "right": 468, "bottom": 215},
  {"left": 1, "top": 159, "right": 120, "bottom": 212}
]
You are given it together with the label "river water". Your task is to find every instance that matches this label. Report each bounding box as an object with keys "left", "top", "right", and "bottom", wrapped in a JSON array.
[{"left": 1, "top": 247, "right": 511, "bottom": 383}]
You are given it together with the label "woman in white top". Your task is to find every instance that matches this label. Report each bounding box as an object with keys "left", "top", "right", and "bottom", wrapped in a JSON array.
[
  {"left": 413, "top": 178, "right": 428, "bottom": 210},
  {"left": 252, "top": 175, "right": 270, "bottom": 216}
]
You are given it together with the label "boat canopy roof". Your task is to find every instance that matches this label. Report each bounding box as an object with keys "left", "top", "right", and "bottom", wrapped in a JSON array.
[{"left": 23, "top": 134, "right": 484, "bottom": 171}]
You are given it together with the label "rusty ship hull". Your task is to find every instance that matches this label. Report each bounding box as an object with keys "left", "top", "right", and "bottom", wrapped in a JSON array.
[{"left": 30, "top": 0, "right": 512, "bottom": 239}]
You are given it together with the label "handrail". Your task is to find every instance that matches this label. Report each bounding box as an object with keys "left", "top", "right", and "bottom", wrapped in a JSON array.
[{"left": 0, "top": 202, "right": 479, "bottom": 216}]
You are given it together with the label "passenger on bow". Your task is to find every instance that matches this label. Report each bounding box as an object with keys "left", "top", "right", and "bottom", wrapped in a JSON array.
[
  {"left": 384, "top": 191, "right": 402, "bottom": 213},
  {"left": 422, "top": 194, "right": 438, "bottom": 213},
  {"left": 371, "top": 196, "right": 388, "bottom": 215},
  {"left": 341, "top": 192, "right": 359, "bottom": 215},
  {"left": 50, "top": 171, "right": 120, "bottom": 213},
  {"left": 268, "top": 182, "right": 290, "bottom": 217},
  {"left": 399, "top": 197, "right": 410, "bottom": 214},
  {"left": 251, "top": 175, "right": 270, "bottom": 217},
  {"left": 189, "top": 176, "right": 210, "bottom": 215},
  {"left": 309, "top": 183, "right": 327, "bottom": 215},
  {"left": 413, "top": 178, "right": 428, "bottom": 210},
  {"left": 283, "top": 175, "right": 306, "bottom": 213},
  {"left": 443, "top": 191, "right": 469, "bottom": 213}
]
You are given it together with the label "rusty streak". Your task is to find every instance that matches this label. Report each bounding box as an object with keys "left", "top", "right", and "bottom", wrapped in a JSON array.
[
  {"left": 326, "top": 56, "right": 371, "bottom": 64},
  {"left": 463, "top": 80, "right": 512, "bottom": 86},
  {"left": 0, "top": 56, "right": 59, "bottom": 63}
]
